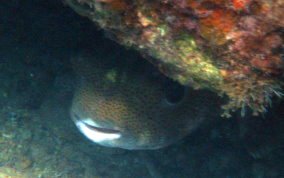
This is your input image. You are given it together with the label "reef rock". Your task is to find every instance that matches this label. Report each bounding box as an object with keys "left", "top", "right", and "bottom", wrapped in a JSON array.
[{"left": 65, "top": 0, "right": 283, "bottom": 117}]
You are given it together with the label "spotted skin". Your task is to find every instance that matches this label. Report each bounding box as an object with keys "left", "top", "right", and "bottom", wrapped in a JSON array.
[{"left": 70, "top": 51, "right": 220, "bottom": 150}]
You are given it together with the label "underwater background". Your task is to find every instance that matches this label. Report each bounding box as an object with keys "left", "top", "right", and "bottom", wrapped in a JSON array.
[{"left": 0, "top": 0, "right": 283, "bottom": 177}]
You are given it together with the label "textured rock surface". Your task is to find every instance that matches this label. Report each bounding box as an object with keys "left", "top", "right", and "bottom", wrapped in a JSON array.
[{"left": 66, "top": 0, "right": 284, "bottom": 116}]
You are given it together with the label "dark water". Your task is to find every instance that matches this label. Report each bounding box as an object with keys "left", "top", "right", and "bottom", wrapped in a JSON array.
[{"left": 0, "top": 0, "right": 283, "bottom": 177}]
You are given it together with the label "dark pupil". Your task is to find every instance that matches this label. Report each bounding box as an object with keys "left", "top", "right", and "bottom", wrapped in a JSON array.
[{"left": 165, "top": 80, "right": 185, "bottom": 104}]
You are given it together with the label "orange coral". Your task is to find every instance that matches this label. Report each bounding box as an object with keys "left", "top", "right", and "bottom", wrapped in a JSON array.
[
  {"left": 199, "top": 9, "right": 237, "bottom": 45},
  {"left": 231, "top": 0, "right": 252, "bottom": 10}
]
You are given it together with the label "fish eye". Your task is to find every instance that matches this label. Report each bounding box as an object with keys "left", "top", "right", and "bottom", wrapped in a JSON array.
[{"left": 164, "top": 80, "right": 186, "bottom": 105}]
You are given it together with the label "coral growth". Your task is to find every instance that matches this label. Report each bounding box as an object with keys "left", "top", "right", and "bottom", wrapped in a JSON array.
[{"left": 66, "top": 0, "right": 284, "bottom": 117}]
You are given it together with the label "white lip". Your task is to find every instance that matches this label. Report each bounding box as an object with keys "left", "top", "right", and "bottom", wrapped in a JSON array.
[{"left": 75, "top": 119, "right": 121, "bottom": 143}]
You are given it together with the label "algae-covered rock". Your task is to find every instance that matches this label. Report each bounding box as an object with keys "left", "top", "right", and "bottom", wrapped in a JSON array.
[
  {"left": 0, "top": 167, "right": 28, "bottom": 178},
  {"left": 65, "top": 0, "right": 283, "bottom": 116}
]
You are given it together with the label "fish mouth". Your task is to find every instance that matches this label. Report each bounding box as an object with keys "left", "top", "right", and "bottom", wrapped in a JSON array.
[{"left": 72, "top": 114, "right": 121, "bottom": 143}]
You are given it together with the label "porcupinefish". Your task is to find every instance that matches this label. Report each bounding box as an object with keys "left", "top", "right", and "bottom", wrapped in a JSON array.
[{"left": 70, "top": 50, "right": 220, "bottom": 150}]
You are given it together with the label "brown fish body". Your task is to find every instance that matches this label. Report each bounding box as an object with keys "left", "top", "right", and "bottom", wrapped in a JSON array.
[{"left": 70, "top": 51, "right": 220, "bottom": 150}]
